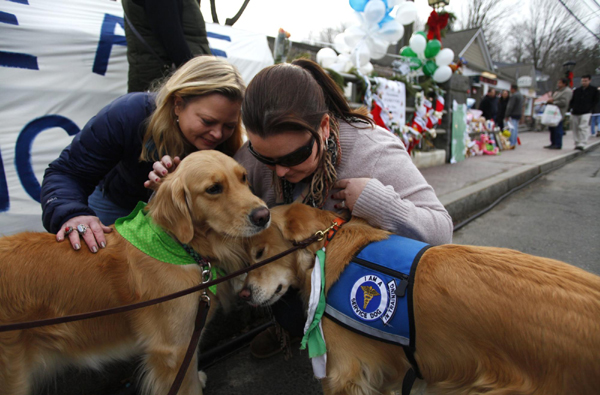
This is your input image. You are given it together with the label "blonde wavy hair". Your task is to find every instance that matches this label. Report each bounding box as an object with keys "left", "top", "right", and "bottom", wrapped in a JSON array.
[{"left": 140, "top": 56, "right": 245, "bottom": 161}]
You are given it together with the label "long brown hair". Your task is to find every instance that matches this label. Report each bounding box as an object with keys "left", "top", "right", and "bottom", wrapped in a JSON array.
[
  {"left": 242, "top": 59, "right": 373, "bottom": 207},
  {"left": 140, "top": 56, "right": 245, "bottom": 161}
]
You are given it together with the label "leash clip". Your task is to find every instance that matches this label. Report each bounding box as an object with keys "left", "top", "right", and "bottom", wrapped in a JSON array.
[{"left": 313, "top": 221, "right": 339, "bottom": 241}]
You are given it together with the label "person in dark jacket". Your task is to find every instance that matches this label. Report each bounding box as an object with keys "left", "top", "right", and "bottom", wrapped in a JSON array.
[
  {"left": 479, "top": 88, "right": 497, "bottom": 121},
  {"left": 496, "top": 90, "right": 509, "bottom": 130},
  {"left": 504, "top": 84, "right": 524, "bottom": 148},
  {"left": 568, "top": 74, "right": 599, "bottom": 150},
  {"left": 122, "top": 0, "right": 212, "bottom": 93},
  {"left": 41, "top": 56, "right": 245, "bottom": 252}
]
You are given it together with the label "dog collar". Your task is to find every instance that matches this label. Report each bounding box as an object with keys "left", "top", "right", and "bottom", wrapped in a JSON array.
[{"left": 323, "top": 217, "right": 346, "bottom": 248}]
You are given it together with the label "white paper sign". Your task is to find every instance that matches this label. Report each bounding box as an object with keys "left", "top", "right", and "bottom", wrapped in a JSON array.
[{"left": 374, "top": 77, "right": 406, "bottom": 129}]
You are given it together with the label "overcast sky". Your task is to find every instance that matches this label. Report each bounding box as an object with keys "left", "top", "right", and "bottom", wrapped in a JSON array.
[{"left": 201, "top": 0, "right": 600, "bottom": 44}]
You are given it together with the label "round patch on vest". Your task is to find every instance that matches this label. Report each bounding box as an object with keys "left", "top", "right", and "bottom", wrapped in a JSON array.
[{"left": 350, "top": 275, "right": 389, "bottom": 321}]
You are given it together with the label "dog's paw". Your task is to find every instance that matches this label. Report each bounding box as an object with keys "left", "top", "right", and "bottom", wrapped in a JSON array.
[{"left": 198, "top": 370, "right": 207, "bottom": 388}]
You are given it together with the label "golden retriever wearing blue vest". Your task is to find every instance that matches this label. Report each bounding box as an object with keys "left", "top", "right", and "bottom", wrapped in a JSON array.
[{"left": 241, "top": 203, "right": 600, "bottom": 395}]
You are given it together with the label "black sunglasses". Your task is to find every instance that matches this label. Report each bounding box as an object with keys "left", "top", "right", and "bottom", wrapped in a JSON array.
[{"left": 248, "top": 136, "right": 315, "bottom": 167}]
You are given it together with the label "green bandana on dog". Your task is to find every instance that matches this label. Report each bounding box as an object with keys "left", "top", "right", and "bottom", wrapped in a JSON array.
[{"left": 115, "top": 201, "right": 221, "bottom": 294}]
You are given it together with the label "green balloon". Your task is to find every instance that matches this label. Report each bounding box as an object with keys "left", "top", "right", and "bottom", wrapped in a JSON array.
[
  {"left": 409, "top": 58, "right": 422, "bottom": 70},
  {"left": 400, "top": 46, "right": 418, "bottom": 58},
  {"left": 416, "top": 31, "right": 427, "bottom": 39},
  {"left": 424, "top": 39, "right": 441, "bottom": 59},
  {"left": 423, "top": 60, "right": 438, "bottom": 76}
]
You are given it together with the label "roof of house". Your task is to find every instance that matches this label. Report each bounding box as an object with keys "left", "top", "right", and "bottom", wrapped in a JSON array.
[{"left": 442, "top": 28, "right": 495, "bottom": 75}]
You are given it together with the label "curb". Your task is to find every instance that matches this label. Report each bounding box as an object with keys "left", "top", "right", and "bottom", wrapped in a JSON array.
[{"left": 441, "top": 139, "right": 600, "bottom": 225}]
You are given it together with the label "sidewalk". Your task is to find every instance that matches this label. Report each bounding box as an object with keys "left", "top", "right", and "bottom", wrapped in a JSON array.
[{"left": 420, "top": 131, "right": 600, "bottom": 224}]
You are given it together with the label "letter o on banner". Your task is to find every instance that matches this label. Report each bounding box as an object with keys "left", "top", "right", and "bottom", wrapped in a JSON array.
[{"left": 15, "top": 115, "right": 80, "bottom": 202}]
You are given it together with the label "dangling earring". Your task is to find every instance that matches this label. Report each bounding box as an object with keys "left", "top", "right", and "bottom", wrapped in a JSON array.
[{"left": 176, "top": 117, "right": 179, "bottom": 124}]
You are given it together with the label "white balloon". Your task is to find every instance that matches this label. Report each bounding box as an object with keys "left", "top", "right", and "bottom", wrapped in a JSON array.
[
  {"left": 359, "top": 62, "right": 374, "bottom": 75},
  {"left": 333, "top": 33, "right": 351, "bottom": 54},
  {"left": 433, "top": 65, "right": 453, "bottom": 83},
  {"left": 367, "top": 35, "right": 390, "bottom": 60},
  {"left": 378, "top": 20, "right": 404, "bottom": 44},
  {"left": 328, "top": 62, "right": 345, "bottom": 73},
  {"left": 317, "top": 48, "right": 338, "bottom": 68},
  {"left": 435, "top": 48, "right": 455, "bottom": 67},
  {"left": 409, "top": 34, "right": 426, "bottom": 55},
  {"left": 395, "top": 2, "right": 417, "bottom": 25},
  {"left": 387, "top": 0, "right": 405, "bottom": 6},
  {"left": 335, "top": 53, "right": 353, "bottom": 73},
  {"left": 363, "top": 0, "right": 387, "bottom": 25},
  {"left": 351, "top": 41, "right": 371, "bottom": 67},
  {"left": 344, "top": 25, "right": 366, "bottom": 48}
]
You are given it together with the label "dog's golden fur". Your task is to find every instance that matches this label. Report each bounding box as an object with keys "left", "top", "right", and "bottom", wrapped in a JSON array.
[
  {"left": 243, "top": 203, "right": 600, "bottom": 395},
  {"left": 0, "top": 151, "right": 269, "bottom": 395}
]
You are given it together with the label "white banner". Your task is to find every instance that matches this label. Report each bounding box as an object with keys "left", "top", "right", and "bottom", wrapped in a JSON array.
[{"left": 0, "top": 0, "right": 273, "bottom": 235}]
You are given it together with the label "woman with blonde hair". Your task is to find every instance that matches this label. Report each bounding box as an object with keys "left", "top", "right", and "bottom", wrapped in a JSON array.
[{"left": 41, "top": 56, "right": 245, "bottom": 252}]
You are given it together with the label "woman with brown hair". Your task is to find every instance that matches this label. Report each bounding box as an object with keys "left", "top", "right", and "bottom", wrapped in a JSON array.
[
  {"left": 238, "top": 59, "right": 453, "bottom": 355},
  {"left": 41, "top": 56, "right": 245, "bottom": 252}
]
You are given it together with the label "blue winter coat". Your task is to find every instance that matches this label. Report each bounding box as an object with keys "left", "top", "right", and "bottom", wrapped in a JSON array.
[{"left": 41, "top": 92, "right": 156, "bottom": 233}]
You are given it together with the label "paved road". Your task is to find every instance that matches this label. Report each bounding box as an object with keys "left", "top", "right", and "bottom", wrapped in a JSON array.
[{"left": 452, "top": 146, "right": 600, "bottom": 275}]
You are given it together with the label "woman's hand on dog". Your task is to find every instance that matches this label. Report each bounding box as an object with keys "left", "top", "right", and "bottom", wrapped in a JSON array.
[
  {"left": 57, "top": 215, "right": 112, "bottom": 252},
  {"left": 144, "top": 155, "right": 181, "bottom": 191},
  {"left": 332, "top": 178, "right": 370, "bottom": 211}
]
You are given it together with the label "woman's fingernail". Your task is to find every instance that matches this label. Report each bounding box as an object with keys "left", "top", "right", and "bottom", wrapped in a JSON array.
[
  {"left": 74, "top": 244, "right": 80, "bottom": 250},
  {"left": 155, "top": 178, "right": 160, "bottom": 182},
  {"left": 92, "top": 246, "right": 98, "bottom": 253},
  {"left": 162, "top": 171, "right": 167, "bottom": 175},
  {"left": 101, "top": 242, "right": 106, "bottom": 248},
  {"left": 57, "top": 237, "right": 62, "bottom": 242},
  {"left": 166, "top": 163, "right": 172, "bottom": 168}
]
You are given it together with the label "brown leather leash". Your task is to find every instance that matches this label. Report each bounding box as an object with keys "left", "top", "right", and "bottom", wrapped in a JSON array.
[{"left": 0, "top": 222, "right": 342, "bottom": 394}]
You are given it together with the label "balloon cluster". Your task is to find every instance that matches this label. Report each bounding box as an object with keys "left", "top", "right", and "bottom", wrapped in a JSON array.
[
  {"left": 399, "top": 31, "right": 454, "bottom": 83},
  {"left": 317, "top": 0, "right": 418, "bottom": 75}
]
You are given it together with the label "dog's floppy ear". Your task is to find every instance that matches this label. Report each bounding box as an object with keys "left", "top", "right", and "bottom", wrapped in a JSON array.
[
  {"left": 146, "top": 175, "right": 194, "bottom": 243},
  {"left": 278, "top": 203, "right": 334, "bottom": 243}
]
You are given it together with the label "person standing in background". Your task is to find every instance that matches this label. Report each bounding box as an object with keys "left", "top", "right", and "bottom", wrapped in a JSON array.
[
  {"left": 504, "top": 84, "right": 523, "bottom": 148},
  {"left": 122, "top": 0, "right": 212, "bottom": 93},
  {"left": 479, "top": 88, "right": 498, "bottom": 121},
  {"left": 569, "top": 75, "right": 599, "bottom": 150},
  {"left": 496, "top": 90, "right": 509, "bottom": 130},
  {"left": 591, "top": 87, "right": 600, "bottom": 137},
  {"left": 544, "top": 78, "right": 572, "bottom": 150}
]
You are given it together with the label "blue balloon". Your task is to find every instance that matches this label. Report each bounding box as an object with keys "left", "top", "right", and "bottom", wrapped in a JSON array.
[
  {"left": 349, "top": 0, "right": 369, "bottom": 12},
  {"left": 378, "top": 13, "right": 394, "bottom": 27}
]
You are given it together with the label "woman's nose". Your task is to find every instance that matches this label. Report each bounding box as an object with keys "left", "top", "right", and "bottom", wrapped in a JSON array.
[
  {"left": 275, "top": 165, "right": 289, "bottom": 178},
  {"left": 209, "top": 127, "right": 223, "bottom": 141}
]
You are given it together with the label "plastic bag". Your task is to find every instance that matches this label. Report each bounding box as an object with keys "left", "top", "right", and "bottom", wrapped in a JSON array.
[{"left": 541, "top": 104, "right": 562, "bottom": 127}]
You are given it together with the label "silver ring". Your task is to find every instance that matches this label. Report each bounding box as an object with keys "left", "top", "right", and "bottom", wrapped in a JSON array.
[
  {"left": 64, "top": 226, "right": 75, "bottom": 236},
  {"left": 340, "top": 200, "right": 346, "bottom": 209},
  {"left": 76, "top": 224, "right": 88, "bottom": 235}
]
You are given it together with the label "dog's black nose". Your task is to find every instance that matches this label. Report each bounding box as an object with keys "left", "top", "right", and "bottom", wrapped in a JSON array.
[
  {"left": 250, "top": 207, "right": 270, "bottom": 228},
  {"left": 239, "top": 287, "right": 252, "bottom": 301}
]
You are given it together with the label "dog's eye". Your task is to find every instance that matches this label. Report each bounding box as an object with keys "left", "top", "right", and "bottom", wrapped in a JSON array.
[
  {"left": 206, "top": 184, "right": 223, "bottom": 195},
  {"left": 241, "top": 173, "right": 247, "bottom": 183},
  {"left": 255, "top": 248, "right": 265, "bottom": 260}
]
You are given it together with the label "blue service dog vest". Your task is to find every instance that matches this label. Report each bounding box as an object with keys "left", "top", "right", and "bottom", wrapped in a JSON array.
[{"left": 324, "top": 235, "right": 431, "bottom": 366}]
